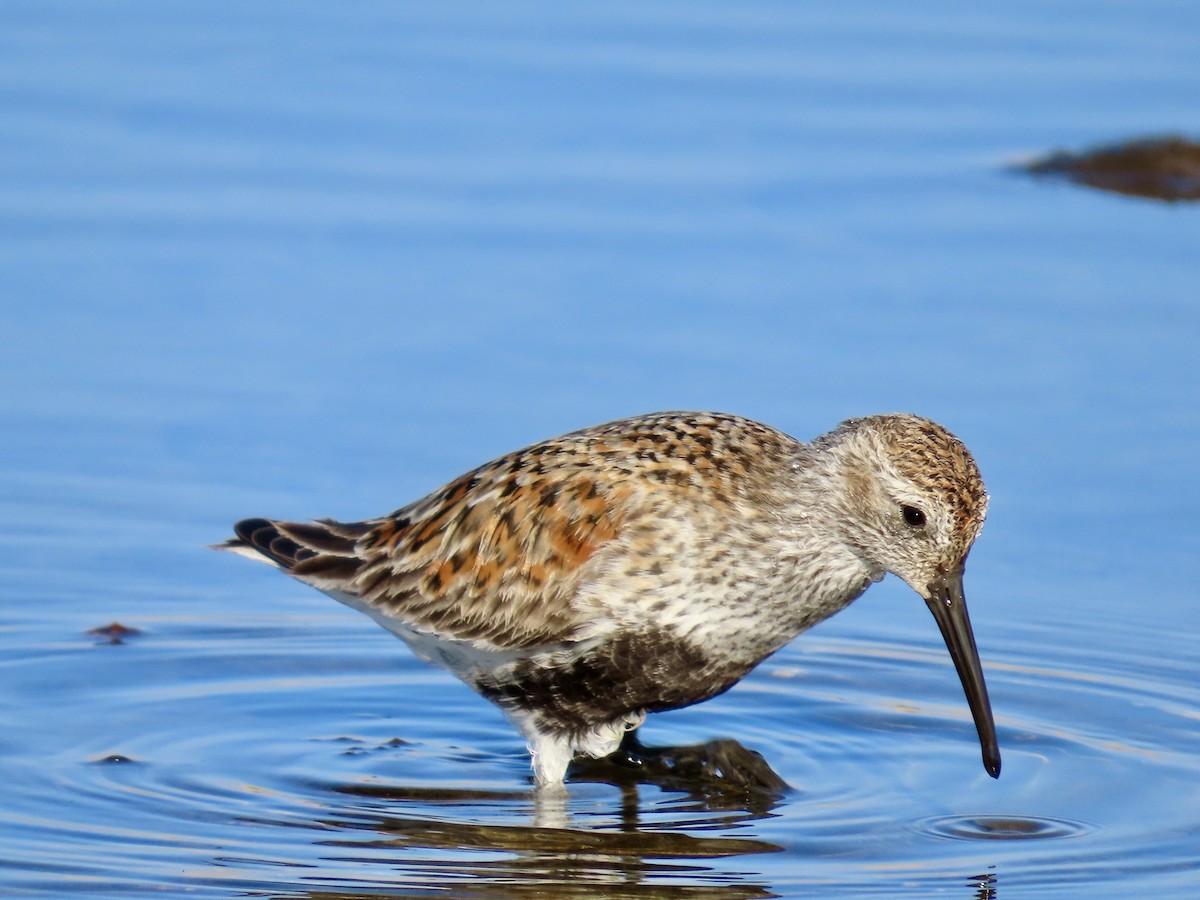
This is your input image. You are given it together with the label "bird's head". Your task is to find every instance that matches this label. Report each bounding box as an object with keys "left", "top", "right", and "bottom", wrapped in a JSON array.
[{"left": 820, "top": 413, "right": 1000, "bottom": 778}]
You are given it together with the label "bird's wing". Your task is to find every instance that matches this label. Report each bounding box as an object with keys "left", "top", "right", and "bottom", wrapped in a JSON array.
[
  {"left": 221, "top": 412, "right": 798, "bottom": 652},
  {"left": 225, "top": 450, "right": 633, "bottom": 651}
]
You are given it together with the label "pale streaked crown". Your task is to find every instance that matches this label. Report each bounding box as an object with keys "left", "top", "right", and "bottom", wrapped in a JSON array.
[{"left": 817, "top": 414, "right": 989, "bottom": 590}]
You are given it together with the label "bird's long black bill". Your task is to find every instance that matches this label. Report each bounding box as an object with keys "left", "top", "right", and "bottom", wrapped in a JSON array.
[{"left": 924, "top": 570, "right": 1001, "bottom": 778}]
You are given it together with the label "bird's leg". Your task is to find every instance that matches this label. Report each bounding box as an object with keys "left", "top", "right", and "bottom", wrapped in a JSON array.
[{"left": 528, "top": 730, "right": 574, "bottom": 786}]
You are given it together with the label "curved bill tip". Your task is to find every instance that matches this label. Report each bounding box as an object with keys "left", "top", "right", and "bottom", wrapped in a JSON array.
[{"left": 924, "top": 568, "right": 1001, "bottom": 779}]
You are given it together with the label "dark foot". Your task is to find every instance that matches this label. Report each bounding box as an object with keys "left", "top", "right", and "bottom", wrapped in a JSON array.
[{"left": 569, "top": 730, "right": 790, "bottom": 808}]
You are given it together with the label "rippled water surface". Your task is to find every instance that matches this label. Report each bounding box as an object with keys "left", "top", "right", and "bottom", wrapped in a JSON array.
[{"left": 3, "top": 2, "right": 1198, "bottom": 897}]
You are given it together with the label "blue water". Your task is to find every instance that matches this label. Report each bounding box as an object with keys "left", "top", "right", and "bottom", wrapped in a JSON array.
[{"left": 2, "top": 2, "right": 1198, "bottom": 897}]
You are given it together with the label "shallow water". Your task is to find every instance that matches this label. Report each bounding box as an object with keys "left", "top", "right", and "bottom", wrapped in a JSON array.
[{"left": 2, "top": 2, "right": 1199, "bottom": 897}]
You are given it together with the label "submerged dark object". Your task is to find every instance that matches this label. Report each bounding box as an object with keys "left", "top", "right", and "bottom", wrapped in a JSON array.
[
  {"left": 570, "top": 731, "right": 790, "bottom": 811},
  {"left": 1025, "top": 136, "right": 1200, "bottom": 202}
]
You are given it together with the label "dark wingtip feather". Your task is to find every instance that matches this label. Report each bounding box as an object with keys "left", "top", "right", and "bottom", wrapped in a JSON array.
[
  {"left": 233, "top": 517, "right": 273, "bottom": 544},
  {"left": 225, "top": 517, "right": 307, "bottom": 570},
  {"left": 222, "top": 517, "right": 367, "bottom": 579},
  {"left": 275, "top": 520, "right": 365, "bottom": 556}
]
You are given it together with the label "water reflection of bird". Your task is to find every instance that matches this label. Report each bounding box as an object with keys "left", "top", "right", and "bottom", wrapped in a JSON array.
[{"left": 220, "top": 411, "right": 1000, "bottom": 786}]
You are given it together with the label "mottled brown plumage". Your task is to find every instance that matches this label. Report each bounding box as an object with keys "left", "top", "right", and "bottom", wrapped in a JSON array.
[{"left": 221, "top": 411, "right": 1000, "bottom": 785}]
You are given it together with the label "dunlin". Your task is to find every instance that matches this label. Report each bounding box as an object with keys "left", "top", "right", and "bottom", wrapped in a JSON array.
[{"left": 220, "top": 412, "right": 1000, "bottom": 785}]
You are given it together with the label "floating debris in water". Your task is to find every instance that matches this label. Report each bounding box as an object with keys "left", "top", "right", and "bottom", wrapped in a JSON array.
[
  {"left": 314, "top": 734, "right": 412, "bottom": 756},
  {"left": 90, "top": 754, "right": 138, "bottom": 765},
  {"left": 86, "top": 622, "right": 142, "bottom": 644},
  {"left": 1023, "top": 135, "right": 1200, "bottom": 202}
]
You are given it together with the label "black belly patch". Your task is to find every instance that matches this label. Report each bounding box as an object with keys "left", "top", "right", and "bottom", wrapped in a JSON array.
[{"left": 473, "top": 628, "right": 755, "bottom": 735}]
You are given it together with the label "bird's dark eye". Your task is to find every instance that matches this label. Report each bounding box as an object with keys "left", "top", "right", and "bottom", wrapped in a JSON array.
[{"left": 901, "top": 505, "right": 926, "bottom": 528}]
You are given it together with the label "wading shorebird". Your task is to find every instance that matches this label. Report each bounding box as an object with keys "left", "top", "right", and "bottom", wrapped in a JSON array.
[{"left": 220, "top": 412, "right": 1000, "bottom": 786}]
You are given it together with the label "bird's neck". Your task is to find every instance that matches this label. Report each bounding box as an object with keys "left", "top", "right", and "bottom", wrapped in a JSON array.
[{"left": 765, "top": 445, "right": 883, "bottom": 635}]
